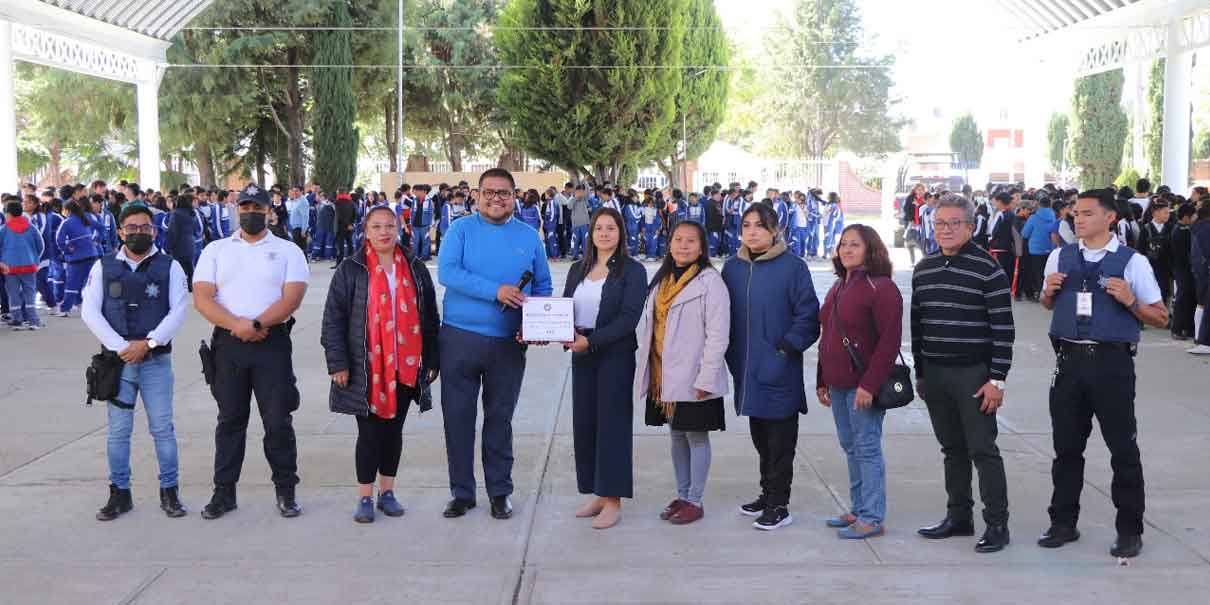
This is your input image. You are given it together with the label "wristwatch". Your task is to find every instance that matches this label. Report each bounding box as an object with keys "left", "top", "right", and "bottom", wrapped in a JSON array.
[
  {"left": 147, "top": 338, "right": 159, "bottom": 349},
  {"left": 989, "top": 380, "right": 1007, "bottom": 391},
  {"left": 252, "top": 319, "right": 263, "bottom": 331}
]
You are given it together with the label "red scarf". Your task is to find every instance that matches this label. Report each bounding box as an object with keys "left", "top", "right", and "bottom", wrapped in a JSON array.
[{"left": 365, "top": 244, "right": 422, "bottom": 419}]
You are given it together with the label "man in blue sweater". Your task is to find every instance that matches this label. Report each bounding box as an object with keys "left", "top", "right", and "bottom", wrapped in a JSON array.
[{"left": 437, "top": 168, "right": 553, "bottom": 521}]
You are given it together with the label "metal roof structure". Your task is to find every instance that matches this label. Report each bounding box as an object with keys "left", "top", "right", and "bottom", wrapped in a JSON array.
[
  {"left": 996, "top": 0, "right": 1145, "bottom": 40},
  {"left": 36, "top": 0, "right": 213, "bottom": 41}
]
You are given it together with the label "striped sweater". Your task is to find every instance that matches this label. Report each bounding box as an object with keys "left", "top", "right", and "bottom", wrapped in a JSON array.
[{"left": 910, "top": 241, "right": 1015, "bottom": 380}]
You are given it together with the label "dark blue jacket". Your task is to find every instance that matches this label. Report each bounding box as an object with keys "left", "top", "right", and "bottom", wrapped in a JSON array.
[
  {"left": 55, "top": 214, "right": 100, "bottom": 263},
  {"left": 722, "top": 242, "right": 821, "bottom": 419}
]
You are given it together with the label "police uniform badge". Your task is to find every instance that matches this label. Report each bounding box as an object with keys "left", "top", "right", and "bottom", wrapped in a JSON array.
[
  {"left": 267, "top": 251, "right": 278, "bottom": 262},
  {"left": 145, "top": 283, "right": 160, "bottom": 299},
  {"left": 1096, "top": 275, "right": 1111, "bottom": 290}
]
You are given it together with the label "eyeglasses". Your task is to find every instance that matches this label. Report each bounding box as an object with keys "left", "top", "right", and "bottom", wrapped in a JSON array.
[
  {"left": 481, "top": 189, "right": 513, "bottom": 200},
  {"left": 934, "top": 219, "right": 971, "bottom": 231},
  {"left": 121, "top": 225, "right": 155, "bottom": 235}
]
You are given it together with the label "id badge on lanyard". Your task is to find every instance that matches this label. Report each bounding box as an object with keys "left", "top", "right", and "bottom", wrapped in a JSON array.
[{"left": 1077, "top": 256, "right": 1095, "bottom": 318}]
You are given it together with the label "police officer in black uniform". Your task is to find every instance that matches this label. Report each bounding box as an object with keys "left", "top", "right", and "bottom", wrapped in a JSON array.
[
  {"left": 1038, "top": 189, "right": 1168, "bottom": 559},
  {"left": 192, "top": 184, "right": 310, "bottom": 519}
]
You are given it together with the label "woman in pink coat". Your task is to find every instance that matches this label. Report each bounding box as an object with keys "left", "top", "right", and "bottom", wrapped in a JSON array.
[{"left": 634, "top": 221, "right": 730, "bottom": 525}]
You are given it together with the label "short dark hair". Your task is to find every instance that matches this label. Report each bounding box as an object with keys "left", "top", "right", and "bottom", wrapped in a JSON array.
[
  {"left": 1177, "top": 204, "right": 1197, "bottom": 220},
  {"left": 1135, "top": 178, "right": 1151, "bottom": 194},
  {"left": 479, "top": 167, "right": 516, "bottom": 189},
  {"left": 1077, "top": 189, "right": 1118, "bottom": 214},
  {"left": 4, "top": 201, "right": 21, "bottom": 217},
  {"left": 118, "top": 204, "right": 154, "bottom": 225}
]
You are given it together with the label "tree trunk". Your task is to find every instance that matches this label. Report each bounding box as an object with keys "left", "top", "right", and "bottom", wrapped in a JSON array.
[
  {"left": 48, "top": 138, "right": 62, "bottom": 189},
  {"left": 445, "top": 131, "right": 463, "bottom": 173},
  {"left": 284, "top": 48, "right": 306, "bottom": 187},
  {"left": 384, "top": 95, "right": 398, "bottom": 173},
  {"left": 196, "top": 142, "right": 216, "bottom": 189}
]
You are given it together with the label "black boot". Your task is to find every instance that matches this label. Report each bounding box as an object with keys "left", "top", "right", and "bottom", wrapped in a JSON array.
[
  {"left": 96, "top": 484, "right": 133, "bottom": 521},
  {"left": 159, "top": 486, "right": 187, "bottom": 518},
  {"left": 276, "top": 486, "right": 301, "bottom": 518},
  {"left": 201, "top": 484, "right": 237, "bottom": 520}
]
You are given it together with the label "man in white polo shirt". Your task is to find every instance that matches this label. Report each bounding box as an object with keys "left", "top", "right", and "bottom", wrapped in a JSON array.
[{"left": 192, "top": 183, "right": 309, "bottom": 520}]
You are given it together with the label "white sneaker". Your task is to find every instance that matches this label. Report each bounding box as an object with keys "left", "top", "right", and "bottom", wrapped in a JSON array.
[{"left": 1187, "top": 345, "right": 1210, "bottom": 355}]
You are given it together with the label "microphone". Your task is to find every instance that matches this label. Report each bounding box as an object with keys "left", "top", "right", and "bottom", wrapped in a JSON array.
[{"left": 500, "top": 270, "right": 535, "bottom": 312}]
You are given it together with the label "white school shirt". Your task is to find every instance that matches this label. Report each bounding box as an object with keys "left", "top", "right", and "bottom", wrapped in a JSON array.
[
  {"left": 1043, "top": 236, "right": 1163, "bottom": 307},
  {"left": 81, "top": 247, "right": 190, "bottom": 352}
]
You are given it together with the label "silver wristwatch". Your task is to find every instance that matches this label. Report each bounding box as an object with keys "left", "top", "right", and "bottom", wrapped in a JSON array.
[
  {"left": 147, "top": 338, "right": 159, "bottom": 349},
  {"left": 989, "top": 379, "right": 1007, "bottom": 391}
]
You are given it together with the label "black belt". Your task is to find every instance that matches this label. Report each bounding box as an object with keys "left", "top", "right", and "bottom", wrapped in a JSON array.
[
  {"left": 215, "top": 318, "right": 294, "bottom": 340},
  {"left": 1055, "top": 340, "right": 1136, "bottom": 356}
]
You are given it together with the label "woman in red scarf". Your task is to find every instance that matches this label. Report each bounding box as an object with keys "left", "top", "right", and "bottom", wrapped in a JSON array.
[{"left": 321, "top": 206, "right": 440, "bottom": 524}]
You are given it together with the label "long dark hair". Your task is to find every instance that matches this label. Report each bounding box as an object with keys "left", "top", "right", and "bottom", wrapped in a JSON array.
[
  {"left": 831, "top": 224, "right": 893, "bottom": 279},
  {"left": 581, "top": 207, "right": 628, "bottom": 278},
  {"left": 649, "top": 220, "right": 713, "bottom": 290},
  {"left": 64, "top": 199, "right": 91, "bottom": 226}
]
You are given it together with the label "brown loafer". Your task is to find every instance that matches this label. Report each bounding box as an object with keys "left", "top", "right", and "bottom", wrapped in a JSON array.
[
  {"left": 659, "top": 499, "right": 688, "bottom": 521},
  {"left": 669, "top": 502, "right": 704, "bottom": 525}
]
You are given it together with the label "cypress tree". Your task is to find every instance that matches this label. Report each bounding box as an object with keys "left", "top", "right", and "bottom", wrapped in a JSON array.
[
  {"left": 1068, "top": 69, "right": 1128, "bottom": 189},
  {"left": 313, "top": 0, "right": 359, "bottom": 193}
]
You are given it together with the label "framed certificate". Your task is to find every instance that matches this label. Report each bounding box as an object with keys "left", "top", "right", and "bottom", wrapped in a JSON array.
[{"left": 522, "top": 297, "right": 576, "bottom": 343}]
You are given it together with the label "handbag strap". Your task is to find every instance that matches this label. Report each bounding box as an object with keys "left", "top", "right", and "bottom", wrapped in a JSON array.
[{"left": 831, "top": 280, "right": 910, "bottom": 375}]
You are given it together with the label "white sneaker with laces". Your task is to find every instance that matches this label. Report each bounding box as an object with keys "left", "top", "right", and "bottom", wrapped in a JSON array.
[{"left": 1187, "top": 345, "right": 1210, "bottom": 355}]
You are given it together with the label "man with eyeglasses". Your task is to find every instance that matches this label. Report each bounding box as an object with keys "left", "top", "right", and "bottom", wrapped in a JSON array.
[
  {"left": 81, "top": 205, "right": 191, "bottom": 521},
  {"left": 436, "top": 168, "right": 553, "bottom": 520},
  {"left": 911, "top": 193, "right": 1015, "bottom": 554}
]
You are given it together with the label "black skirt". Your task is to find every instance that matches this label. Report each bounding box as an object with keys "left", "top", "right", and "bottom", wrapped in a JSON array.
[{"left": 645, "top": 395, "right": 726, "bottom": 432}]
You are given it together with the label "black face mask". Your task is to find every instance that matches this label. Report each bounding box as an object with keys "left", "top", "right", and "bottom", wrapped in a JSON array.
[
  {"left": 124, "top": 233, "right": 154, "bottom": 255},
  {"left": 240, "top": 211, "right": 267, "bottom": 235}
]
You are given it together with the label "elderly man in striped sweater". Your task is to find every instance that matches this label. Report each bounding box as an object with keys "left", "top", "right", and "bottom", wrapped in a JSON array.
[{"left": 910, "top": 193, "right": 1016, "bottom": 554}]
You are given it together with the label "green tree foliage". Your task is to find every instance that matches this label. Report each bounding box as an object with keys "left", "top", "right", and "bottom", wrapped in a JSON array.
[
  {"left": 1067, "top": 69, "right": 1129, "bottom": 189},
  {"left": 1194, "top": 130, "right": 1210, "bottom": 161},
  {"left": 652, "top": 0, "right": 730, "bottom": 186},
  {"left": 1114, "top": 167, "right": 1141, "bottom": 189},
  {"left": 764, "top": 0, "right": 902, "bottom": 159},
  {"left": 1047, "top": 112, "right": 1069, "bottom": 173},
  {"left": 948, "top": 114, "right": 983, "bottom": 184},
  {"left": 495, "top": 0, "right": 687, "bottom": 182},
  {"left": 312, "top": 0, "right": 359, "bottom": 193},
  {"left": 1145, "top": 58, "right": 1164, "bottom": 182}
]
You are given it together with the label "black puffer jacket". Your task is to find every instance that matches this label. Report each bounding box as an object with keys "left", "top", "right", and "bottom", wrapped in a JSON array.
[{"left": 321, "top": 244, "right": 440, "bottom": 416}]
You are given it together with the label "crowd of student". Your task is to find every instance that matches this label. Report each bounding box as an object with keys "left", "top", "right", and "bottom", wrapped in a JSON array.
[
  {"left": 1, "top": 166, "right": 1198, "bottom": 564},
  {"left": 902, "top": 178, "right": 1210, "bottom": 353}
]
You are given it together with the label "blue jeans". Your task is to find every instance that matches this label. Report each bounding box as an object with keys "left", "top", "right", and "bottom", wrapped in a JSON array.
[
  {"left": 107, "top": 354, "right": 179, "bottom": 489},
  {"left": 829, "top": 387, "right": 887, "bottom": 525},
  {"left": 4, "top": 272, "right": 40, "bottom": 326}
]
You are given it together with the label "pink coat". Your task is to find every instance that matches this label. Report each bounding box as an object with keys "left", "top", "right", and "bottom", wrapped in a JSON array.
[{"left": 634, "top": 267, "right": 731, "bottom": 403}]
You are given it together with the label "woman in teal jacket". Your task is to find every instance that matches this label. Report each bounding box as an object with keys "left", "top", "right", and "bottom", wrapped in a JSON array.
[{"left": 721, "top": 203, "right": 820, "bottom": 531}]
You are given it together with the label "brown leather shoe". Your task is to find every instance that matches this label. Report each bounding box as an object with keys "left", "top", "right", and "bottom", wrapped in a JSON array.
[
  {"left": 659, "top": 499, "right": 687, "bottom": 521},
  {"left": 669, "top": 502, "right": 704, "bottom": 525}
]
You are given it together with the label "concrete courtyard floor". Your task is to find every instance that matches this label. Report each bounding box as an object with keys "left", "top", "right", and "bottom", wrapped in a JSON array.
[{"left": 2, "top": 250, "right": 1208, "bottom": 604}]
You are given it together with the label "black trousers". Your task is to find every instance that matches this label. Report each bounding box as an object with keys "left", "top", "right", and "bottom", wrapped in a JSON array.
[
  {"left": 333, "top": 228, "right": 354, "bottom": 263},
  {"left": 571, "top": 349, "right": 635, "bottom": 498},
  {"left": 211, "top": 328, "right": 300, "bottom": 488},
  {"left": 558, "top": 223, "right": 572, "bottom": 258},
  {"left": 355, "top": 404, "right": 409, "bottom": 485},
  {"left": 1022, "top": 254, "right": 1047, "bottom": 299},
  {"left": 992, "top": 251, "right": 1016, "bottom": 296},
  {"left": 921, "top": 361, "right": 1009, "bottom": 525},
  {"left": 1048, "top": 346, "right": 1144, "bottom": 535},
  {"left": 749, "top": 414, "right": 799, "bottom": 507},
  {"left": 291, "top": 227, "right": 308, "bottom": 253},
  {"left": 1172, "top": 269, "right": 1197, "bottom": 337}
]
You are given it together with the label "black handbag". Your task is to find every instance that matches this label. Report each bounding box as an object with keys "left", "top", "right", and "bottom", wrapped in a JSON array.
[{"left": 830, "top": 290, "right": 915, "bottom": 410}]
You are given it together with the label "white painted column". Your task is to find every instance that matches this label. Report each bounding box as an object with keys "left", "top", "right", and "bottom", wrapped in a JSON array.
[
  {"left": 1161, "top": 19, "right": 1193, "bottom": 191},
  {"left": 0, "top": 20, "right": 18, "bottom": 194},
  {"left": 136, "top": 66, "right": 162, "bottom": 192}
]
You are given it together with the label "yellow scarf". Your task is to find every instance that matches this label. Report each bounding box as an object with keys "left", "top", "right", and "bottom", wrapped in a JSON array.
[{"left": 650, "top": 264, "right": 700, "bottom": 419}]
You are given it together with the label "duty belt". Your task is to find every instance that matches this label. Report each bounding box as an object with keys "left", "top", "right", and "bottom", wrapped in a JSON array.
[{"left": 1053, "top": 339, "right": 1136, "bottom": 357}]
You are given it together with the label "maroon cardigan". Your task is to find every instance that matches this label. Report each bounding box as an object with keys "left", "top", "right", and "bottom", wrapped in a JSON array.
[{"left": 816, "top": 268, "right": 903, "bottom": 394}]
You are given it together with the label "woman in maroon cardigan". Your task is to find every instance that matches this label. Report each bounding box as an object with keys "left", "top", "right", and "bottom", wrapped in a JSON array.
[{"left": 816, "top": 224, "right": 903, "bottom": 539}]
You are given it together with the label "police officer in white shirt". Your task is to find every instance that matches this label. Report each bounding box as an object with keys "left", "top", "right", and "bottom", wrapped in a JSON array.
[
  {"left": 81, "top": 204, "right": 190, "bottom": 521},
  {"left": 1038, "top": 188, "right": 1167, "bottom": 560},
  {"left": 192, "top": 183, "right": 310, "bottom": 520}
]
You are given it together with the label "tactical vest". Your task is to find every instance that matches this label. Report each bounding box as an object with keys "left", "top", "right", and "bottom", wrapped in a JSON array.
[
  {"left": 1048, "top": 244, "right": 1140, "bottom": 343},
  {"left": 100, "top": 252, "right": 172, "bottom": 340}
]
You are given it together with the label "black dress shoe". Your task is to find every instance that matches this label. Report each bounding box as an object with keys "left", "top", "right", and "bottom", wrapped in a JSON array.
[
  {"left": 975, "top": 524, "right": 1010, "bottom": 553},
  {"left": 1037, "top": 525, "right": 1080, "bottom": 548},
  {"left": 917, "top": 517, "right": 975, "bottom": 539},
  {"left": 159, "top": 486, "right": 187, "bottom": 518},
  {"left": 96, "top": 484, "right": 133, "bottom": 522},
  {"left": 275, "top": 487, "right": 301, "bottom": 518},
  {"left": 443, "top": 498, "right": 477, "bottom": 518},
  {"left": 1110, "top": 534, "right": 1143, "bottom": 558},
  {"left": 201, "top": 485, "right": 238, "bottom": 520},
  {"left": 490, "top": 496, "right": 513, "bottom": 520}
]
